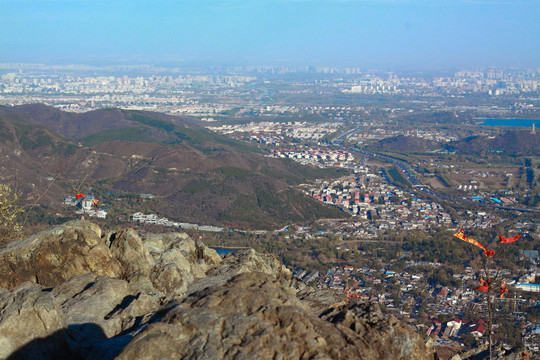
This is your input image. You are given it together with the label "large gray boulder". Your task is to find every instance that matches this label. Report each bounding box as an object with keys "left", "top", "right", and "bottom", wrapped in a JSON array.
[
  {"left": 0, "top": 221, "right": 123, "bottom": 288},
  {"left": 0, "top": 221, "right": 222, "bottom": 296},
  {"left": 0, "top": 221, "right": 434, "bottom": 360},
  {"left": 117, "top": 272, "right": 433, "bottom": 360},
  {"left": 0, "top": 283, "right": 70, "bottom": 359}
]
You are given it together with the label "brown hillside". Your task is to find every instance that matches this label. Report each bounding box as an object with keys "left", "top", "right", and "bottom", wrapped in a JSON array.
[
  {"left": 0, "top": 104, "right": 198, "bottom": 145},
  {"left": 447, "top": 130, "right": 540, "bottom": 155},
  {"left": 0, "top": 105, "right": 347, "bottom": 229},
  {"left": 371, "top": 135, "right": 441, "bottom": 152}
]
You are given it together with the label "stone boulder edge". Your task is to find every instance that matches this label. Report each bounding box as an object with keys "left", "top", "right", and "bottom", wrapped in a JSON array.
[
  {"left": 0, "top": 220, "right": 122, "bottom": 289},
  {"left": 0, "top": 221, "right": 434, "bottom": 360},
  {"left": 0, "top": 283, "right": 71, "bottom": 359}
]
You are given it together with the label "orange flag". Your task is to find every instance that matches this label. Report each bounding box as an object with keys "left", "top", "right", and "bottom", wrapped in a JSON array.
[
  {"left": 499, "top": 234, "right": 521, "bottom": 243},
  {"left": 453, "top": 228, "right": 495, "bottom": 257},
  {"left": 474, "top": 278, "right": 490, "bottom": 292},
  {"left": 75, "top": 193, "right": 85, "bottom": 199},
  {"left": 499, "top": 282, "right": 509, "bottom": 298}
]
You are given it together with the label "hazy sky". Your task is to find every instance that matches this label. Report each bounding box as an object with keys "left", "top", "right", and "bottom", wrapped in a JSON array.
[{"left": 1, "top": 0, "right": 539, "bottom": 69}]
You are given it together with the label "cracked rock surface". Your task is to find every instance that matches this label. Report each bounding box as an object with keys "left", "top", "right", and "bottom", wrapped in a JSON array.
[{"left": 0, "top": 221, "right": 433, "bottom": 359}]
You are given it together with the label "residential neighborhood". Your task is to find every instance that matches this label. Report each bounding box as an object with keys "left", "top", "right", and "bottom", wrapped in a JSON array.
[
  {"left": 293, "top": 259, "right": 540, "bottom": 357},
  {"left": 130, "top": 212, "right": 224, "bottom": 232}
]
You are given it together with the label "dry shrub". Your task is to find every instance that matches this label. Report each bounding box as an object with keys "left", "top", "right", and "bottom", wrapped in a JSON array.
[{"left": 0, "top": 184, "right": 23, "bottom": 247}]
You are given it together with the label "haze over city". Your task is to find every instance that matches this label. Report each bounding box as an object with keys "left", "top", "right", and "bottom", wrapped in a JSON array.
[
  {"left": 1, "top": 0, "right": 540, "bottom": 359},
  {"left": 1, "top": 0, "right": 540, "bottom": 69}
]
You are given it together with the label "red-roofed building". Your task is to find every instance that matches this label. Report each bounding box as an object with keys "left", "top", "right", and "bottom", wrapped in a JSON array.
[
  {"left": 471, "top": 324, "right": 485, "bottom": 337},
  {"left": 470, "top": 319, "right": 486, "bottom": 337},
  {"left": 437, "top": 287, "right": 449, "bottom": 297},
  {"left": 445, "top": 318, "right": 464, "bottom": 337}
]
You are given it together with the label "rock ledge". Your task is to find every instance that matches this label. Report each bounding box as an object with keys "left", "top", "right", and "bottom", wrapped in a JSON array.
[{"left": 0, "top": 221, "right": 432, "bottom": 359}]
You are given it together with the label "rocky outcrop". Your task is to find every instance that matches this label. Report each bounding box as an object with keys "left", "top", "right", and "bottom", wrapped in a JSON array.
[
  {"left": 0, "top": 221, "right": 122, "bottom": 288},
  {"left": 0, "top": 283, "right": 69, "bottom": 359},
  {"left": 0, "top": 220, "right": 221, "bottom": 294},
  {"left": 0, "top": 221, "right": 433, "bottom": 359}
]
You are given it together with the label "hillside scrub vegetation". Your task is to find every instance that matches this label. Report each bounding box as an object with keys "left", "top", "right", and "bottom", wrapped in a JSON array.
[{"left": 0, "top": 184, "right": 23, "bottom": 246}]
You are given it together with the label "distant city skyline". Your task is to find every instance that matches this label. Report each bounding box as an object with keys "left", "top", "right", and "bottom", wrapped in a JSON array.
[{"left": 1, "top": 0, "right": 539, "bottom": 69}]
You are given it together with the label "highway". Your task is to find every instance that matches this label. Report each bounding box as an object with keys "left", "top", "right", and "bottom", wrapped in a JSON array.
[{"left": 333, "top": 129, "right": 540, "bottom": 215}]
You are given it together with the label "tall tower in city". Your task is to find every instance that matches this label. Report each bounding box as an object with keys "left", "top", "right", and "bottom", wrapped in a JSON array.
[{"left": 532, "top": 123, "right": 536, "bottom": 135}]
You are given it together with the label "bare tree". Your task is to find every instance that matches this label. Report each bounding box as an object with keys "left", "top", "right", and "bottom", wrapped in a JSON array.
[{"left": 471, "top": 239, "right": 516, "bottom": 360}]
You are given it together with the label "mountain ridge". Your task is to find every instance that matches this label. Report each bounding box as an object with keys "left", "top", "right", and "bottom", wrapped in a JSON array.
[
  {"left": 0, "top": 104, "right": 347, "bottom": 229},
  {"left": 369, "top": 131, "right": 539, "bottom": 155}
]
